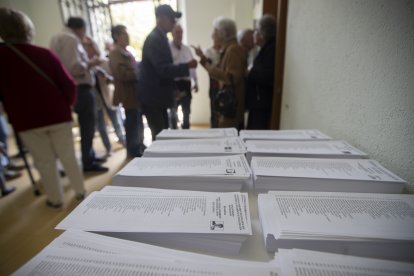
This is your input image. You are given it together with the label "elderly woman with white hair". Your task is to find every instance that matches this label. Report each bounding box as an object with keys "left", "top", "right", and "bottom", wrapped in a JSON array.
[
  {"left": 0, "top": 8, "right": 86, "bottom": 208},
  {"left": 193, "top": 17, "right": 246, "bottom": 129}
]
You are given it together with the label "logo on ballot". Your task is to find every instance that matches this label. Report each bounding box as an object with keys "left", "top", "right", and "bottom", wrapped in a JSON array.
[
  {"left": 224, "top": 146, "right": 232, "bottom": 152},
  {"left": 225, "top": 168, "right": 235, "bottom": 174},
  {"left": 210, "top": 221, "right": 224, "bottom": 231}
]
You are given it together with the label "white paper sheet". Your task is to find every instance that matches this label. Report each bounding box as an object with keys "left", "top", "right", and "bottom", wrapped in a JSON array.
[
  {"left": 277, "top": 249, "right": 414, "bottom": 276},
  {"left": 240, "top": 129, "right": 331, "bottom": 141},
  {"left": 56, "top": 190, "right": 252, "bottom": 235},
  {"left": 264, "top": 191, "right": 414, "bottom": 240},
  {"left": 251, "top": 157, "right": 405, "bottom": 182},
  {"left": 13, "top": 247, "right": 278, "bottom": 276},
  {"left": 156, "top": 128, "right": 238, "bottom": 139},
  {"left": 117, "top": 155, "right": 251, "bottom": 176},
  {"left": 247, "top": 140, "right": 365, "bottom": 155},
  {"left": 144, "top": 137, "right": 247, "bottom": 155}
]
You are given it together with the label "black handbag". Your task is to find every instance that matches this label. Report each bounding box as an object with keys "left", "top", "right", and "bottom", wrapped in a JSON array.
[{"left": 214, "top": 77, "right": 237, "bottom": 118}]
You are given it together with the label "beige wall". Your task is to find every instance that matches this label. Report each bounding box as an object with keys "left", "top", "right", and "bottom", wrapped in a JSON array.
[{"left": 281, "top": 0, "right": 414, "bottom": 187}]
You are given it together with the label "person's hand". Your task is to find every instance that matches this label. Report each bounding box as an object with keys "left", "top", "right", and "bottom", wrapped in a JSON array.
[
  {"left": 191, "top": 45, "right": 204, "bottom": 59},
  {"left": 88, "top": 56, "right": 101, "bottom": 68},
  {"left": 188, "top": 59, "right": 198, "bottom": 69},
  {"left": 192, "top": 84, "right": 199, "bottom": 93}
]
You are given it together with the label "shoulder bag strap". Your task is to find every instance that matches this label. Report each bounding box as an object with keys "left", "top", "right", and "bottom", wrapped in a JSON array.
[{"left": 6, "top": 44, "right": 57, "bottom": 88}]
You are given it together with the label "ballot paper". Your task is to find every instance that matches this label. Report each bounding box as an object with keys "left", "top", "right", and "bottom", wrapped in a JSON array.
[
  {"left": 12, "top": 247, "right": 278, "bottom": 276},
  {"left": 49, "top": 230, "right": 268, "bottom": 266},
  {"left": 258, "top": 191, "right": 414, "bottom": 261},
  {"left": 251, "top": 157, "right": 406, "bottom": 193},
  {"left": 56, "top": 188, "right": 252, "bottom": 255},
  {"left": 112, "top": 155, "right": 252, "bottom": 192},
  {"left": 143, "top": 137, "right": 247, "bottom": 157},
  {"left": 275, "top": 249, "right": 414, "bottom": 276},
  {"left": 246, "top": 140, "right": 368, "bottom": 161},
  {"left": 156, "top": 128, "right": 238, "bottom": 140},
  {"left": 240, "top": 129, "right": 331, "bottom": 141}
]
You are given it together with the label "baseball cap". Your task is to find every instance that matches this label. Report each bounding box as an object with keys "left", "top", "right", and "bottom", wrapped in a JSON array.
[{"left": 155, "top": 4, "right": 182, "bottom": 19}]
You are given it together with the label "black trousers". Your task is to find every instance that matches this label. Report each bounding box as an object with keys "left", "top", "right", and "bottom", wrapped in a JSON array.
[
  {"left": 142, "top": 104, "right": 169, "bottom": 141},
  {"left": 74, "top": 85, "right": 96, "bottom": 168}
]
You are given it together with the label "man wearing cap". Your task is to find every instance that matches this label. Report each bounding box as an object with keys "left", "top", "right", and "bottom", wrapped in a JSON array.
[{"left": 139, "top": 4, "right": 197, "bottom": 140}]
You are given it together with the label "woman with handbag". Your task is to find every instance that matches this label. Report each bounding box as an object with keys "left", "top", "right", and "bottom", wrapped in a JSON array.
[
  {"left": 0, "top": 8, "right": 86, "bottom": 208},
  {"left": 193, "top": 17, "right": 247, "bottom": 130}
]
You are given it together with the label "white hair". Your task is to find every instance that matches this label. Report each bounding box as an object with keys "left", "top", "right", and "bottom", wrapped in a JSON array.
[{"left": 213, "top": 16, "right": 237, "bottom": 43}]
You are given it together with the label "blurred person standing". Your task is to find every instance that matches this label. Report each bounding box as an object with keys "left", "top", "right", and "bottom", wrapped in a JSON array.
[
  {"left": 0, "top": 8, "right": 86, "bottom": 207},
  {"left": 109, "top": 25, "right": 146, "bottom": 158},
  {"left": 83, "top": 36, "right": 126, "bottom": 157},
  {"left": 193, "top": 17, "right": 246, "bottom": 130},
  {"left": 50, "top": 17, "right": 108, "bottom": 172},
  {"left": 139, "top": 4, "right": 197, "bottom": 140},
  {"left": 246, "top": 15, "right": 276, "bottom": 129},
  {"left": 203, "top": 35, "right": 221, "bottom": 128},
  {"left": 237, "top": 28, "right": 255, "bottom": 69},
  {"left": 169, "top": 24, "right": 198, "bottom": 129}
]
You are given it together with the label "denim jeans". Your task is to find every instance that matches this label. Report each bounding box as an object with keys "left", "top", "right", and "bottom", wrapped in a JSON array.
[
  {"left": 96, "top": 105, "right": 126, "bottom": 153},
  {"left": 124, "top": 108, "right": 145, "bottom": 157}
]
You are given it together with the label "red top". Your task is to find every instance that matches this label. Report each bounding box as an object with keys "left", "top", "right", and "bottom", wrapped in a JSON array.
[{"left": 0, "top": 43, "right": 76, "bottom": 132}]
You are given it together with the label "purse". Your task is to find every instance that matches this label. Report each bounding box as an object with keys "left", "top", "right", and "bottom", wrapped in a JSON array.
[{"left": 214, "top": 76, "right": 237, "bottom": 118}]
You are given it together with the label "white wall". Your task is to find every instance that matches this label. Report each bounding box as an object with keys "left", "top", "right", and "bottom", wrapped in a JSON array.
[
  {"left": 281, "top": 0, "right": 414, "bottom": 186},
  {"left": 0, "top": 0, "right": 63, "bottom": 47},
  {"left": 180, "top": 0, "right": 254, "bottom": 125}
]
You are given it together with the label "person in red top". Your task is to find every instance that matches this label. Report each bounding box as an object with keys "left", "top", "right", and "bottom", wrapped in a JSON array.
[{"left": 0, "top": 7, "right": 86, "bottom": 208}]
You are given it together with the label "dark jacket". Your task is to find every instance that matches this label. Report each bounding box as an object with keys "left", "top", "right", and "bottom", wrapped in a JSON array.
[
  {"left": 138, "top": 27, "right": 189, "bottom": 108},
  {"left": 246, "top": 38, "right": 276, "bottom": 110}
]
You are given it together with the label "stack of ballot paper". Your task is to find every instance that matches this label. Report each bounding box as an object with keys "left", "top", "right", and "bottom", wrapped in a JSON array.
[
  {"left": 143, "top": 137, "right": 247, "bottom": 157},
  {"left": 16, "top": 231, "right": 414, "bottom": 276},
  {"left": 250, "top": 157, "right": 406, "bottom": 193},
  {"left": 258, "top": 191, "right": 414, "bottom": 262},
  {"left": 156, "top": 128, "right": 238, "bottom": 140},
  {"left": 275, "top": 249, "right": 414, "bottom": 276},
  {"left": 13, "top": 230, "right": 279, "bottom": 276},
  {"left": 112, "top": 155, "right": 252, "bottom": 192},
  {"left": 56, "top": 187, "right": 252, "bottom": 255},
  {"left": 245, "top": 140, "right": 368, "bottom": 161},
  {"left": 240, "top": 129, "right": 331, "bottom": 141}
]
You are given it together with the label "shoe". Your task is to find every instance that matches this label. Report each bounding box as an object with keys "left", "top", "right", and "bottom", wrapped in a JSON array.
[
  {"left": 75, "top": 192, "right": 86, "bottom": 200},
  {"left": 1, "top": 187, "right": 16, "bottom": 197},
  {"left": 46, "top": 200, "right": 63, "bottom": 209},
  {"left": 59, "top": 170, "right": 66, "bottom": 177},
  {"left": 94, "top": 156, "right": 107, "bottom": 163},
  {"left": 7, "top": 162, "right": 25, "bottom": 171},
  {"left": 5, "top": 170, "right": 22, "bottom": 181},
  {"left": 83, "top": 163, "right": 109, "bottom": 173}
]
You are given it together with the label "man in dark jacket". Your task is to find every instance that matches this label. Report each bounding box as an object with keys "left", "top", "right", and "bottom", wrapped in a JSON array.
[{"left": 139, "top": 5, "right": 197, "bottom": 140}]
